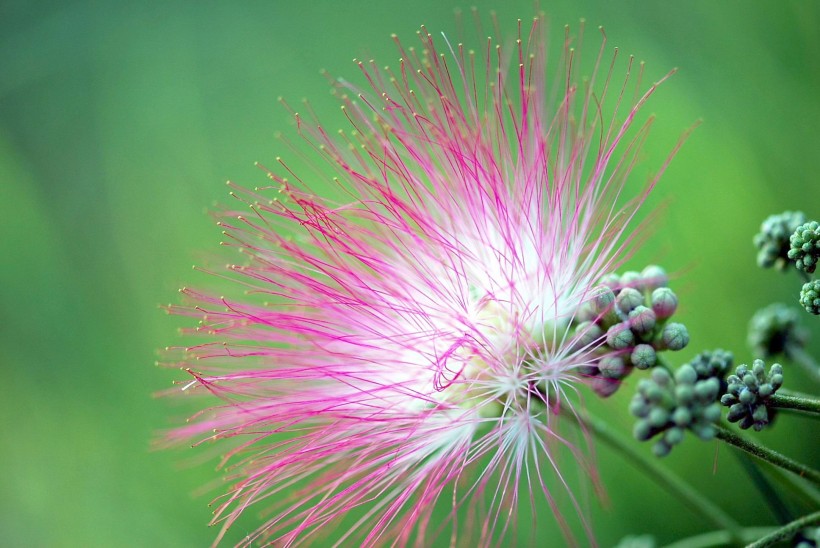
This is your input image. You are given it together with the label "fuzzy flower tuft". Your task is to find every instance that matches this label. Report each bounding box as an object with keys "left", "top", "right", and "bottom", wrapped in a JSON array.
[{"left": 163, "top": 16, "right": 683, "bottom": 547}]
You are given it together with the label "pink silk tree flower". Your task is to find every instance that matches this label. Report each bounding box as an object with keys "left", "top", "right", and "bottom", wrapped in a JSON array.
[{"left": 164, "top": 15, "right": 683, "bottom": 547}]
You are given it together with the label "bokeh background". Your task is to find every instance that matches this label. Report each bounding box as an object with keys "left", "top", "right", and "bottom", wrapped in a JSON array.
[{"left": 2, "top": 0, "right": 819, "bottom": 546}]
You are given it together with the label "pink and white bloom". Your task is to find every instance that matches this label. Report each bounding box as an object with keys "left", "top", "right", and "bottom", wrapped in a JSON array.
[{"left": 165, "top": 16, "right": 681, "bottom": 547}]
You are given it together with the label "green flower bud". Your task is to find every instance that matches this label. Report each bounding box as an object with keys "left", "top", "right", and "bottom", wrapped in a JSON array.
[
  {"left": 631, "top": 344, "right": 657, "bottom": 370},
  {"left": 600, "top": 273, "right": 621, "bottom": 290},
  {"left": 692, "top": 423, "right": 715, "bottom": 441},
  {"left": 592, "top": 376, "right": 620, "bottom": 397},
  {"left": 799, "top": 280, "right": 820, "bottom": 315},
  {"left": 672, "top": 407, "right": 692, "bottom": 426},
  {"left": 574, "top": 321, "right": 604, "bottom": 349},
  {"left": 633, "top": 419, "right": 653, "bottom": 441},
  {"left": 703, "top": 404, "right": 721, "bottom": 423},
  {"left": 664, "top": 426, "right": 684, "bottom": 446},
  {"left": 652, "top": 440, "right": 672, "bottom": 457},
  {"left": 651, "top": 287, "right": 678, "bottom": 319},
  {"left": 727, "top": 403, "right": 746, "bottom": 422},
  {"left": 752, "top": 405, "right": 769, "bottom": 429},
  {"left": 640, "top": 265, "right": 669, "bottom": 291},
  {"left": 628, "top": 306, "right": 656, "bottom": 336},
  {"left": 590, "top": 286, "right": 616, "bottom": 316},
  {"left": 651, "top": 367, "right": 672, "bottom": 386},
  {"left": 720, "top": 393, "right": 737, "bottom": 405},
  {"left": 675, "top": 384, "right": 694, "bottom": 405},
  {"left": 675, "top": 364, "right": 697, "bottom": 385},
  {"left": 599, "top": 355, "right": 627, "bottom": 379},
  {"left": 648, "top": 407, "right": 669, "bottom": 427},
  {"left": 645, "top": 384, "right": 664, "bottom": 403},
  {"left": 606, "top": 322, "right": 634, "bottom": 349},
  {"left": 771, "top": 371, "right": 784, "bottom": 390},
  {"left": 617, "top": 287, "right": 645, "bottom": 315},
  {"left": 620, "top": 271, "right": 642, "bottom": 287},
  {"left": 660, "top": 322, "right": 689, "bottom": 351},
  {"left": 630, "top": 399, "right": 650, "bottom": 418},
  {"left": 694, "top": 377, "right": 720, "bottom": 402}
]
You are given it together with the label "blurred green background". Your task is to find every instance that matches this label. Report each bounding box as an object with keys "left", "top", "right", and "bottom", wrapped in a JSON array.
[{"left": 2, "top": 0, "right": 819, "bottom": 546}]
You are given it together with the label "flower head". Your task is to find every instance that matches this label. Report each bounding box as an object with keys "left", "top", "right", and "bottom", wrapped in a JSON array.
[
  {"left": 747, "top": 303, "right": 808, "bottom": 358},
  {"left": 800, "top": 280, "right": 820, "bottom": 315},
  {"left": 164, "top": 16, "right": 680, "bottom": 546},
  {"left": 753, "top": 210, "right": 806, "bottom": 270},
  {"left": 789, "top": 220, "right": 820, "bottom": 274},
  {"left": 721, "top": 359, "right": 784, "bottom": 431}
]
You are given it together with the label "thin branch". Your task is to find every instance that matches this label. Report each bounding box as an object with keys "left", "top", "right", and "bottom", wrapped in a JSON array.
[
  {"left": 746, "top": 511, "right": 820, "bottom": 548},
  {"left": 714, "top": 425, "right": 820, "bottom": 485},
  {"left": 769, "top": 393, "right": 820, "bottom": 415}
]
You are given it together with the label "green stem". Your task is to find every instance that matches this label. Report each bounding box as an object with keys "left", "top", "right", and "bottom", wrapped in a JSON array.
[
  {"left": 667, "top": 513, "right": 820, "bottom": 548},
  {"left": 714, "top": 425, "right": 820, "bottom": 485},
  {"left": 785, "top": 345, "right": 820, "bottom": 384},
  {"left": 562, "top": 409, "right": 745, "bottom": 545},
  {"left": 763, "top": 463, "right": 820, "bottom": 511},
  {"left": 664, "top": 527, "right": 773, "bottom": 548},
  {"left": 769, "top": 393, "right": 820, "bottom": 415},
  {"left": 746, "top": 510, "right": 820, "bottom": 548}
]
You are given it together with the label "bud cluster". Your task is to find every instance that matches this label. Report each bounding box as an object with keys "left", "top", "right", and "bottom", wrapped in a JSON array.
[
  {"left": 720, "top": 359, "right": 783, "bottom": 431},
  {"left": 575, "top": 265, "right": 689, "bottom": 397},
  {"left": 747, "top": 303, "right": 808, "bottom": 357},
  {"left": 800, "top": 280, "right": 820, "bottom": 316},
  {"left": 687, "top": 348, "right": 734, "bottom": 387},
  {"left": 630, "top": 365, "right": 722, "bottom": 457},
  {"left": 788, "top": 221, "right": 820, "bottom": 274},
  {"left": 753, "top": 210, "right": 806, "bottom": 270},
  {"left": 754, "top": 211, "right": 820, "bottom": 316}
]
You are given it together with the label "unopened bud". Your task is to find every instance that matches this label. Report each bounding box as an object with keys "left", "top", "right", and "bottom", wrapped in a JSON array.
[
  {"left": 651, "top": 287, "right": 678, "bottom": 319},
  {"left": 660, "top": 323, "right": 689, "bottom": 351},
  {"left": 631, "top": 344, "right": 657, "bottom": 370},
  {"left": 617, "top": 287, "right": 644, "bottom": 315},
  {"left": 606, "top": 322, "right": 635, "bottom": 350}
]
